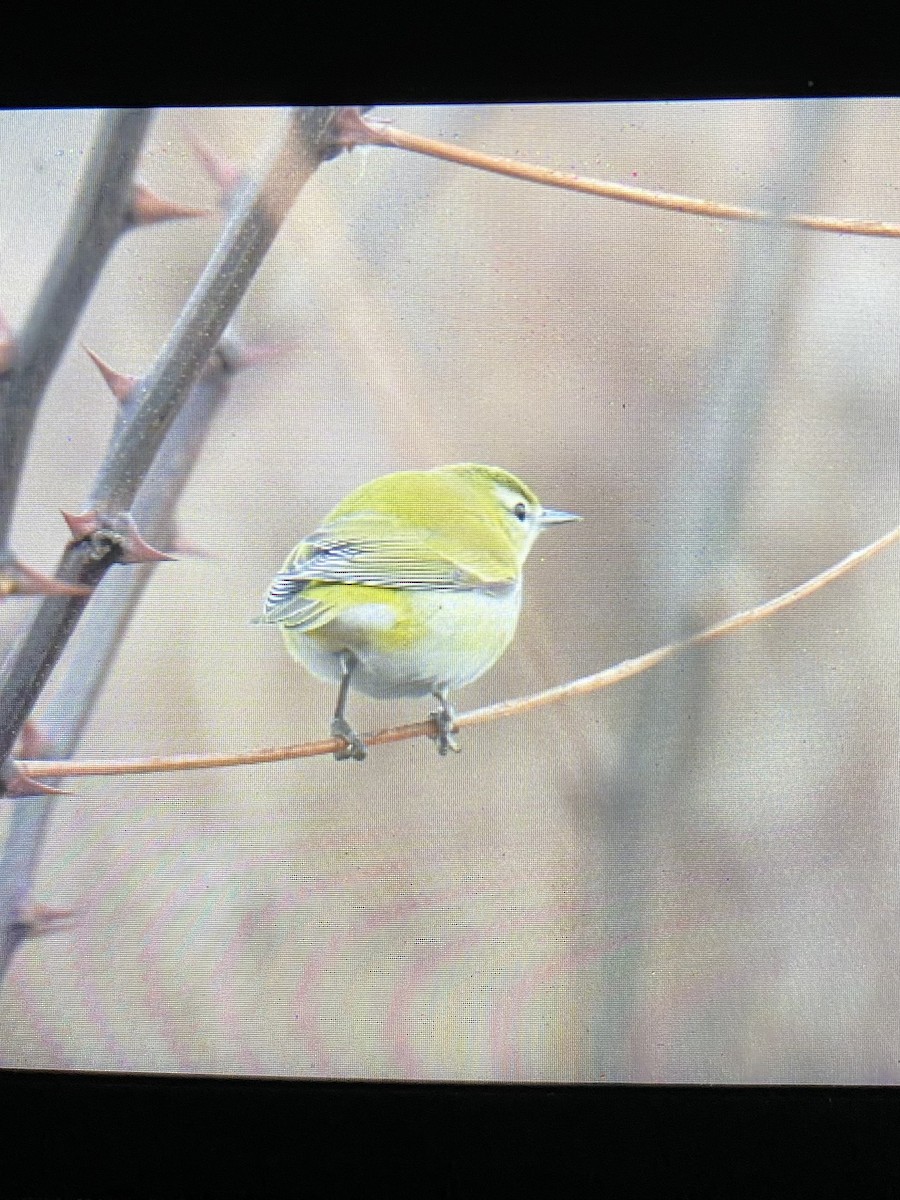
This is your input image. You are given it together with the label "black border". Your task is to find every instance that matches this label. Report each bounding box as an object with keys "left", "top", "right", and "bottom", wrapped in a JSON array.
[{"left": 4, "top": 1071, "right": 900, "bottom": 1195}]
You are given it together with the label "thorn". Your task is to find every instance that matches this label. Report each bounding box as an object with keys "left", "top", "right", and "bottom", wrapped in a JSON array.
[
  {"left": 14, "top": 562, "right": 93, "bottom": 598},
  {"left": 326, "top": 106, "right": 390, "bottom": 154},
  {"left": 18, "top": 719, "right": 56, "bottom": 761},
  {"left": 112, "top": 513, "right": 175, "bottom": 565},
  {"left": 0, "top": 557, "right": 92, "bottom": 599},
  {"left": 2, "top": 759, "right": 70, "bottom": 798},
  {"left": 127, "top": 181, "right": 209, "bottom": 227},
  {"left": 82, "top": 344, "right": 138, "bottom": 404},
  {"left": 61, "top": 508, "right": 102, "bottom": 541},
  {"left": 0, "top": 308, "right": 16, "bottom": 373},
  {"left": 13, "top": 899, "right": 77, "bottom": 938},
  {"left": 61, "top": 510, "right": 173, "bottom": 565},
  {"left": 187, "top": 133, "right": 245, "bottom": 203}
]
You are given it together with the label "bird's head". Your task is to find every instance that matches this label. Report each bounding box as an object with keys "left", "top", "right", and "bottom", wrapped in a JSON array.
[{"left": 436, "top": 463, "right": 581, "bottom": 565}]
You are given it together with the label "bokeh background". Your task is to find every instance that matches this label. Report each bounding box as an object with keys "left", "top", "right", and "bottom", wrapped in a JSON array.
[{"left": 0, "top": 102, "right": 897, "bottom": 1082}]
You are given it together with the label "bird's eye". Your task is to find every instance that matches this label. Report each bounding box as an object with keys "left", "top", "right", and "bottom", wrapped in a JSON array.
[{"left": 513, "top": 502, "right": 528, "bottom": 521}]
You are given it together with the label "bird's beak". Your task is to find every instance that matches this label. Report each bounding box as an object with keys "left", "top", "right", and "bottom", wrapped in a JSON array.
[{"left": 538, "top": 507, "right": 581, "bottom": 526}]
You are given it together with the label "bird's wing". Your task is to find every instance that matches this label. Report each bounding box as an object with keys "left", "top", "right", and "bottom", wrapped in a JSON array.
[
  {"left": 251, "top": 576, "right": 334, "bottom": 631},
  {"left": 254, "top": 513, "right": 516, "bottom": 628}
]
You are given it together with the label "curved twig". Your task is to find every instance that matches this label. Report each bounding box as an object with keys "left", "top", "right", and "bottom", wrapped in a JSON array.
[{"left": 16, "top": 523, "right": 898, "bottom": 783}]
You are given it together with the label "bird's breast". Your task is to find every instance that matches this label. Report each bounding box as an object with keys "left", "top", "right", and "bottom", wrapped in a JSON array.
[{"left": 283, "top": 582, "right": 522, "bottom": 698}]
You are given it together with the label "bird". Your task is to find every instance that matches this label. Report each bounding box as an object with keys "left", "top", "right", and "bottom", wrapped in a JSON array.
[{"left": 254, "top": 463, "right": 580, "bottom": 761}]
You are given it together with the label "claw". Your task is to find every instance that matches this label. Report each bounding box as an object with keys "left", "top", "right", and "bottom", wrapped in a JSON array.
[
  {"left": 330, "top": 716, "right": 367, "bottom": 762},
  {"left": 429, "top": 695, "right": 462, "bottom": 757}
]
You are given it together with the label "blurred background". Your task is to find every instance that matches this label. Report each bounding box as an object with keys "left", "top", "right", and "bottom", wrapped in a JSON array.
[{"left": 0, "top": 102, "right": 897, "bottom": 1082}]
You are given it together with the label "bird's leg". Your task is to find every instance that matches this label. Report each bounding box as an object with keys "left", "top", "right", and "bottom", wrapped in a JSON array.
[
  {"left": 429, "top": 688, "right": 461, "bottom": 756},
  {"left": 331, "top": 650, "right": 367, "bottom": 762}
]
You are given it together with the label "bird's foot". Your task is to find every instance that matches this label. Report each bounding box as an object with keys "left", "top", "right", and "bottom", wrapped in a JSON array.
[
  {"left": 429, "top": 704, "right": 461, "bottom": 756},
  {"left": 330, "top": 716, "right": 367, "bottom": 762}
]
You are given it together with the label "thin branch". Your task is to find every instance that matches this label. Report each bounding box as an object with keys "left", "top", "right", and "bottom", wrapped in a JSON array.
[
  {"left": 0, "top": 106, "right": 346, "bottom": 777},
  {"left": 342, "top": 112, "right": 900, "bottom": 240},
  {"left": 0, "top": 110, "right": 155, "bottom": 561},
  {"left": 14, "top": 523, "right": 897, "bottom": 783}
]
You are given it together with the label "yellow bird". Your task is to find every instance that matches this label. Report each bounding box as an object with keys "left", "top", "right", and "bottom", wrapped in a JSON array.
[{"left": 254, "top": 463, "right": 580, "bottom": 761}]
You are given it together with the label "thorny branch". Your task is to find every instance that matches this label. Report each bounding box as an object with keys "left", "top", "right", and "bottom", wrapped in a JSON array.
[
  {"left": 0, "top": 107, "right": 346, "bottom": 781},
  {"left": 0, "top": 105, "right": 896, "bottom": 1013},
  {"left": 0, "top": 344, "right": 247, "bottom": 978},
  {"left": 0, "top": 109, "right": 155, "bottom": 594}
]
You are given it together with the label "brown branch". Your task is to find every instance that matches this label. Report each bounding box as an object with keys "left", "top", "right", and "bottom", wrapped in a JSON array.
[
  {"left": 342, "top": 113, "right": 900, "bottom": 240},
  {"left": 17, "top": 523, "right": 898, "bottom": 784}
]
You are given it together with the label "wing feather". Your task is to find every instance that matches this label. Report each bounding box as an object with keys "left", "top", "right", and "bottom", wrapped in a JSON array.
[{"left": 256, "top": 511, "right": 516, "bottom": 626}]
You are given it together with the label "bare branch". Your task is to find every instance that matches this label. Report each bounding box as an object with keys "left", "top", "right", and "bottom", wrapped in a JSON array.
[
  {"left": 13, "top": 523, "right": 897, "bottom": 783},
  {"left": 339, "top": 109, "right": 900, "bottom": 240},
  {"left": 92, "top": 108, "right": 342, "bottom": 517},
  {"left": 47, "top": 355, "right": 237, "bottom": 750},
  {"left": 0, "top": 107, "right": 344, "bottom": 981},
  {"left": 0, "top": 110, "right": 154, "bottom": 557},
  {"left": 0, "top": 353, "right": 238, "bottom": 979},
  {"left": 0, "top": 106, "right": 346, "bottom": 776}
]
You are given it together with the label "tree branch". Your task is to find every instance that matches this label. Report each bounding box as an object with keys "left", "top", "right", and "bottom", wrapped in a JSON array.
[
  {"left": 42, "top": 346, "right": 241, "bottom": 755},
  {"left": 0, "top": 106, "right": 346, "bottom": 778},
  {"left": 339, "top": 110, "right": 900, "bottom": 239},
  {"left": 0, "top": 348, "right": 239, "bottom": 979},
  {"left": 13, "top": 522, "right": 897, "bottom": 782},
  {"left": 0, "top": 110, "right": 154, "bottom": 566}
]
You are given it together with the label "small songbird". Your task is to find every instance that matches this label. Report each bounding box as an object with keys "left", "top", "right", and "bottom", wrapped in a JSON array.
[{"left": 254, "top": 463, "right": 580, "bottom": 761}]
